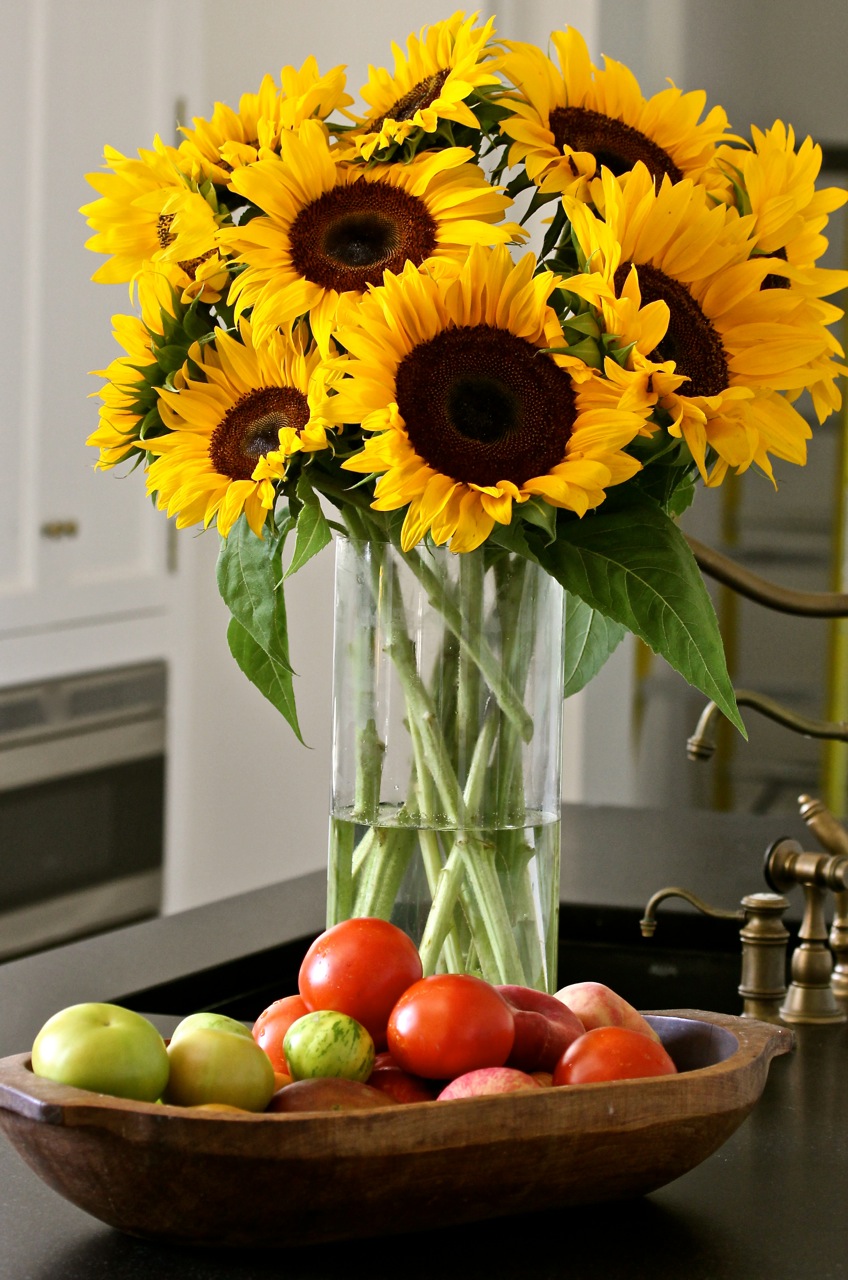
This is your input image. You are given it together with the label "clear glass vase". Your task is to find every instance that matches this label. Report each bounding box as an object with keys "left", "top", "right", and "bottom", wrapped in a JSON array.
[{"left": 327, "top": 535, "right": 565, "bottom": 992}]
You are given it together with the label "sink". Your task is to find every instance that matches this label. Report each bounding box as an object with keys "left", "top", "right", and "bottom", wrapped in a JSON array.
[{"left": 115, "top": 903, "right": 747, "bottom": 1022}]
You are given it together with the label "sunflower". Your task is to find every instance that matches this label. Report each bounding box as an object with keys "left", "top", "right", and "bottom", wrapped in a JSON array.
[
  {"left": 87, "top": 272, "right": 179, "bottom": 469},
  {"left": 340, "top": 11, "right": 502, "bottom": 162},
  {"left": 706, "top": 123, "right": 848, "bottom": 421},
  {"left": 88, "top": 316, "right": 159, "bottom": 469},
  {"left": 221, "top": 118, "right": 524, "bottom": 354},
  {"left": 144, "top": 320, "right": 337, "bottom": 537},
  {"left": 500, "top": 27, "right": 734, "bottom": 201},
  {"left": 81, "top": 137, "right": 226, "bottom": 287},
  {"left": 564, "top": 163, "right": 835, "bottom": 484},
  {"left": 178, "top": 58, "right": 352, "bottom": 185},
  {"left": 326, "top": 244, "right": 650, "bottom": 553},
  {"left": 712, "top": 123, "right": 848, "bottom": 279}
]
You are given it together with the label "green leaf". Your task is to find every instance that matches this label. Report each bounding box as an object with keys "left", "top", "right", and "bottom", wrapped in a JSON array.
[
  {"left": 285, "top": 476, "right": 332, "bottom": 579},
  {"left": 216, "top": 516, "right": 292, "bottom": 673},
  {"left": 155, "top": 344, "right": 190, "bottom": 374},
  {"left": 486, "top": 517, "right": 540, "bottom": 562},
  {"left": 520, "top": 498, "right": 558, "bottom": 544},
  {"left": 561, "top": 312, "right": 601, "bottom": 339},
  {"left": 665, "top": 474, "right": 698, "bottom": 518},
  {"left": 535, "top": 504, "right": 745, "bottom": 734},
  {"left": 226, "top": 617, "right": 305, "bottom": 745},
  {"left": 563, "top": 594, "right": 626, "bottom": 698}
]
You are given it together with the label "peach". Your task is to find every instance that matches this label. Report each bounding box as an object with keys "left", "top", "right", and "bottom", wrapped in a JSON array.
[
  {"left": 438, "top": 1066, "right": 541, "bottom": 1100},
  {"left": 368, "top": 1061, "right": 438, "bottom": 1104},
  {"left": 266, "top": 1077, "right": 394, "bottom": 1113},
  {"left": 554, "top": 981, "right": 660, "bottom": 1043},
  {"left": 497, "top": 984, "right": 585, "bottom": 1071}
]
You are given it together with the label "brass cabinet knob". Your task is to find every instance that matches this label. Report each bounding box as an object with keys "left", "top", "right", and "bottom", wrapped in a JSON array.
[{"left": 39, "top": 520, "right": 79, "bottom": 539}]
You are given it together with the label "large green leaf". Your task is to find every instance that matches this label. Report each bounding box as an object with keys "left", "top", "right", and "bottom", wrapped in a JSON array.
[
  {"left": 217, "top": 515, "right": 307, "bottom": 740},
  {"left": 285, "top": 476, "right": 332, "bottom": 579},
  {"left": 536, "top": 504, "right": 745, "bottom": 734},
  {"left": 226, "top": 618, "right": 304, "bottom": 744},
  {"left": 563, "top": 594, "right": 626, "bottom": 698},
  {"left": 216, "top": 516, "right": 292, "bottom": 673}
]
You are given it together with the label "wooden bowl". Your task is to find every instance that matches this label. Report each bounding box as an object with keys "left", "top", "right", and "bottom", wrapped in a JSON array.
[{"left": 0, "top": 1010, "right": 792, "bottom": 1248}]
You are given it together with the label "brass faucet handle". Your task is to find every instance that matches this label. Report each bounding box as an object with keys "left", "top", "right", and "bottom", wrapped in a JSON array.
[
  {"left": 765, "top": 837, "right": 848, "bottom": 895},
  {"left": 798, "top": 794, "right": 848, "bottom": 859}
]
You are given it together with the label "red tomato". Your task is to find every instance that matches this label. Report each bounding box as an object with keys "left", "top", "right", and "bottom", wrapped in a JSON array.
[
  {"left": 387, "top": 974, "right": 515, "bottom": 1080},
  {"left": 553, "top": 1026, "right": 677, "bottom": 1086},
  {"left": 252, "top": 995, "right": 309, "bottom": 1073},
  {"left": 298, "top": 918, "right": 423, "bottom": 1050}
]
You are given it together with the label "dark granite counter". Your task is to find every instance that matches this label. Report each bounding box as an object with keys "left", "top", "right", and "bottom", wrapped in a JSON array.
[{"left": 1, "top": 804, "right": 843, "bottom": 1279}]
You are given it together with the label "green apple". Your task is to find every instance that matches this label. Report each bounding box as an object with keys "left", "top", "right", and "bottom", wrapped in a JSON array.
[
  {"left": 170, "top": 1011, "right": 253, "bottom": 1042},
  {"left": 164, "top": 1025, "right": 275, "bottom": 1111},
  {"left": 284, "top": 1010, "right": 375, "bottom": 1083},
  {"left": 31, "top": 1002, "right": 169, "bottom": 1102}
]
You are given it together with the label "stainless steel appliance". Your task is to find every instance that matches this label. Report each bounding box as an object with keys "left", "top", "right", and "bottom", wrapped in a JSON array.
[{"left": 0, "top": 662, "right": 166, "bottom": 960}]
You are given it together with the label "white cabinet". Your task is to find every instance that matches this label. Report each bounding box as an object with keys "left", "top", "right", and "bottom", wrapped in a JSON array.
[{"left": 0, "top": 0, "right": 203, "bottom": 675}]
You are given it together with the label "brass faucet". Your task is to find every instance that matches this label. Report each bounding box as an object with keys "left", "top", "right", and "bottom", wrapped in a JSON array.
[
  {"left": 686, "top": 690, "right": 848, "bottom": 762},
  {"left": 640, "top": 887, "right": 791, "bottom": 1023},
  {"left": 764, "top": 826, "right": 848, "bottom": 1024},
  {"left": 686, "top": 535, "right": 848, "bottom": 617},
  {"left": 798, "top": 796, "right": 848, "bottom": 1001}
]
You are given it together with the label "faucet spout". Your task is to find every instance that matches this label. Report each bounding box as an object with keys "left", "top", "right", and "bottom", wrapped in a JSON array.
[
  {"left": 639, "top": 886, "right": 744, "bottom": 937},
  {"left": 687, "top": 690, "right": 848, "bottom": 762}
]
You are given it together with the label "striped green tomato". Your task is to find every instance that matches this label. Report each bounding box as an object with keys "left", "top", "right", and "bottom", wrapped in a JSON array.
[{"left": 283, "top": 1010, "right": 375, "bottom": 1083}]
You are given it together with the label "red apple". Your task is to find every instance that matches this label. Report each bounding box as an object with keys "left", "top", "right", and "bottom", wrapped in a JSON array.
[
  {"left": 438, "top": 1067, "right": 541, "bottom": 1100},
  {"left": 555, "top": 981, "right": 661, "bottom": 1043},
  {"left": 497, "top": 984, "right": 585, "bottom": 1072}
]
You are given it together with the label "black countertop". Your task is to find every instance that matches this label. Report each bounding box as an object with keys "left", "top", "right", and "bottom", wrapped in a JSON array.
[{"left": 2, "top": 803, "right": 845, "bottom": 1279}]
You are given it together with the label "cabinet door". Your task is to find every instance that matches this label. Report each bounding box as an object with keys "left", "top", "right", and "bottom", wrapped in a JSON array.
[{"left": 0, "top": 0, "right": 200, "bottom": 639}]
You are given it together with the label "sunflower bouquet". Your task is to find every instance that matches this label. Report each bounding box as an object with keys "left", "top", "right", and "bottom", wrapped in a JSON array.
[{"left": 82, "top": 13, "right": 847, "bottom": 986}]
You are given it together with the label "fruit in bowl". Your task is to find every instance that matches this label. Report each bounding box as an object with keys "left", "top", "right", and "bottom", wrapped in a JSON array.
[
  {"left": 27, "top": 922, "right": 700, "bottom": 1115},
  {"left": 165, "top": 1022, "right": 276, "bottom": 1111},
  {"left": 31, "top": 1002, "right": 169, "bottom": 1103},
  {"left": 284, "top": 1010, "right": 376, "bottom": 1083}
]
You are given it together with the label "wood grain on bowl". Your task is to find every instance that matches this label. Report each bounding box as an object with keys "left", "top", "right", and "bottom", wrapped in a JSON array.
[{"left": 0, "top": 1010, "right": 793, "bottom": 1248}]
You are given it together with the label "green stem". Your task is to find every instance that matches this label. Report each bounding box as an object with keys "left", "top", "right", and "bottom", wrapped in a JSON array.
[
  {"left": 353, "top": 718, "right": 384, "bottom": 822},
  {"left": 456, "top": 548, "right": 484, "bottom": 788},
  {"left": 352, "top": 827, "right": 417, "bottom": 919},
  {"left": 326, "top": 817, "right": 355, "bottom": 926},
  {"left": 407, "top": 546, "right": 534, "bottom": 743},
  {"left": 331, "top": 515, "right": 553, "bottom": 987},
  {"left": 406, "top": 714, "right": 464, "bottom": 973}
]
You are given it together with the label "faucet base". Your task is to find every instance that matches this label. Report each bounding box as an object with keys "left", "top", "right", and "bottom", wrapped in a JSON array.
[{"left": 779, "top": 981, "right": 847, "bottom": 1024}]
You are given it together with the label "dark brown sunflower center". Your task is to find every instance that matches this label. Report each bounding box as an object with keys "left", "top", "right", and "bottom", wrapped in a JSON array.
[
  {"left": 289, "top": 179, "right": 438, "bottom": 293},
  {"left": 209, "top": 386, "right": 309, "bottom": 480},
  {"left": 614, "top": 261, "right": 728, "bottom": 397},
  {"left": 549, "top": 106, "right": 682, "bottom": 184},
  {"left": 157, "top": 213, "right": 176, "bottom": 248},
  {"left": 368, "top": 69, "right": 450, "bottom": 132},
  {"left": 395, "top": 324, "right": 576, "bottom": 488}
]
